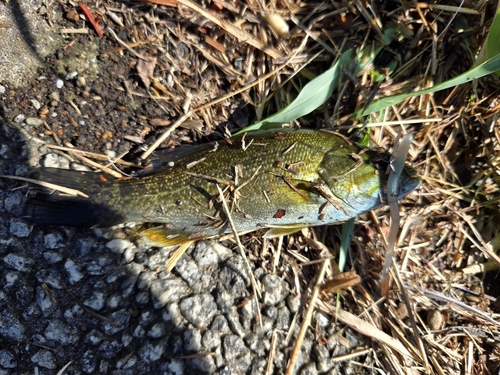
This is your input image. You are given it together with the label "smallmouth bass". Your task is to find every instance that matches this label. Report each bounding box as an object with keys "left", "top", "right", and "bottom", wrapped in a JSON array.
[{"left": 22, "top": 129, "right": 419, "bottom": 246}]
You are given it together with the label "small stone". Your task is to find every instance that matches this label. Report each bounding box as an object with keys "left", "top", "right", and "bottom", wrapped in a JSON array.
[
  {"left": 84, "top": 291, "right": 106, "bottom": 311},
  {"left": 9, "top": 219, "right": 31, "bottom": 238},
  {"left": 193, "top": 241, "right": 220, "bottom": 267},
  {"left": 44, "top": 232, "right": 64, "bottom": 249},
  {"left": 36, "top": 286, "right": 54, "bottom": 313},
  {"left": 43, "top": 251, "right": 63, "bottom": 263},
  {"left": 101, "top": 309, "right": 130, "bottom": 335},
  {"left": 65, "top": 71, "right": 78, "bottom": 80},
  {"left": 31, "top": 350, "right": 56, "bottom": 369},
  {"left": 13, "top": 114, "right": 25, "bottom": 123},
  {"left": 0, "top": 310, "right": 25, "bottom": 340},
  {"left": 77, "top": 76, "right": 86, "bottom": 87},
  {"left": 30, "top": 99, "right": 41, "bottom": 109},
  {"left": 0, "top": 85, "right": 5, "bottom": 94},
  {"left": 48, "top": 91, "right": 60, "bottom": 101},
  {"left": 106, "top": 239, "right": 132, "bottom": 254},
  {"left": 223, "top": 335, "right": 251, "bottom": 373},
  {"left": 147, "top": 323, "right": 166, "bottom": 339},
  {"left": 139, "top": 341, "right": 165, "bottom": 362},
  {"left": 262, "top": 274, "right": 289, "bottom": 306},
  {"left": 0, "top": 349, "right": 17, "bottom": 368},
  {"left": 150, "top": 275, "right": 190, "bottom": 308},
  {"left": 300, "top": 362, "right": 319, "bottom": 375},
  {"left": 105, "top": 150, "right": 116, "bottom": 158},
  {"left": 25, "top": 117, "right": 44, "bottom": 127},
  {"left": 3, "top": 253, "right": 32, "bottom": 271},
  {"left": 64, "top": 259, "right": 84, "bottom": 283},
  {"left": 99, "top": 340, "right": 122, "bottom": 359},
  {"left": 184, "top": 328, "right": 201, "bottom": 352},
  {"left": 66, "top": 8, "right": 80, "bottom": 22},
  {"left": 41, "top": 153, "right": 61, "bottom": 168},
  {"left": 44, "top": 320, "right": 79, "bottom": 345},
  {"left": 56, "top": 79, "right": 64, "bottom": 89},
  {"left": 179, "top": 293, "right": 217, "bottom": 328}
]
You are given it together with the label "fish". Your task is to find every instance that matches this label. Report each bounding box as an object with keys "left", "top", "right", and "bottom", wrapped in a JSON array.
[{"left": 22, "top": 129, "right": 420, "bottom": 246}]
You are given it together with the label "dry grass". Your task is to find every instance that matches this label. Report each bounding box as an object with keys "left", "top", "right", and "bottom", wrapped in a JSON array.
[{"left": 44, "top": 0, "right": 500, "bottom": 373}]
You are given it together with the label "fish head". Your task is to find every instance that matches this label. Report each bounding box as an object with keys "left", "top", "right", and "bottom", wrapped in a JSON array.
[{"left": 317, "top": 148, "right": 419, "bottom": 212}]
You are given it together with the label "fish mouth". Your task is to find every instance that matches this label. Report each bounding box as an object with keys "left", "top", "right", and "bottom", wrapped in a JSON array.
[
  {"left": 395, "top": 166, "right": 420, "bottom": 200},
  {"left": 378, "top": 166, "right": 420, "bottom": 203}
]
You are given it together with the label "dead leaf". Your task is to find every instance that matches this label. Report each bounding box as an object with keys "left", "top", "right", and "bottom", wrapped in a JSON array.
[{"left": 137, "top": 56, "right": 157, "bottom": 88}]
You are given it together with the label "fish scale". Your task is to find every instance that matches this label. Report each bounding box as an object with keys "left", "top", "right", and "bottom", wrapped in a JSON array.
[{"left": 22, "top": 129, "right": 420, "bottom": 246}]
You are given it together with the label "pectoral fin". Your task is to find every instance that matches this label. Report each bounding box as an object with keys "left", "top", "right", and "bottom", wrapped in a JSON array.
[
  {"left": 263, "top": 224, "right": 308, "bottom": 238},
  {"left": 140, "top": 226, "right": 210, "bottom": 247}
]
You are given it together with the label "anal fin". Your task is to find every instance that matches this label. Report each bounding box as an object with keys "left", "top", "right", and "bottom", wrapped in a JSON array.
[{"left": 140, "top": 226, "right": 208, "bottom": 247}]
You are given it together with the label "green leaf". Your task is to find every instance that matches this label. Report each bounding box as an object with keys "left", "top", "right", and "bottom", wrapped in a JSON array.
[
  {"left": 487, "top": 7, "right": 500, "bottom": 76},
  {"left": 234, "top": 49, "right": 355, "bottom": 135},
  {"left": 359, "top": 52, "right": 500, "bottom": 117}
]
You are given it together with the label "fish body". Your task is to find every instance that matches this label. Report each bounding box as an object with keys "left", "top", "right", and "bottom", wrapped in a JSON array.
[{"left": 23, "top": 129, "right": 419, "bottom": 245}]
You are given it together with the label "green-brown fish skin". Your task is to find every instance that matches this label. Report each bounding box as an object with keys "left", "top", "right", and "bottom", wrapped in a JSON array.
[{"left": 23, "top": 129, "right": 419, "bottom": 246}]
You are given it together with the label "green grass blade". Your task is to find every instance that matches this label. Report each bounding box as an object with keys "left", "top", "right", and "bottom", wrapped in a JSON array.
[
  {"left": 234, "top": 48, "right": 355, "bottom": 135},
  {"left": 359, "top": 52, "right": 500, "bottom": 117},
  {"left": 487, "top": 7, "right": 500, "bottom": 76}
]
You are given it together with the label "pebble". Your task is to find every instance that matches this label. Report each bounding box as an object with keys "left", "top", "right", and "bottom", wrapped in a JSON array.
[
  {"left": 77, "top": 76, "right": 86, "bottom": 87},
  {"left": 0, "top": 310, "right": 25, "bottom": 340},
  {"left": 223, "top": 335, "right": 251, "bottom": 373},
  {"left": 41, "top": 152, "right": 61, "bottom": 168},
  {"left": 262, "top": 274, "right": 289, "bottom": 306},
  {"left": 139, "top": 341, "right": 165, "bottom": 362},
  {"left": 36, "top": 286, "right": 54, "bottom": 313},
  {"left": 31, "top": 349, "right": 56, "bottom": 369},
  {"left": 56, "top": 79, "right": 64, "bottom": 88},
  {"left": 149, "top": 275, "right": 190, "bottom": 308},
  {"left": 65, "top": 71, "right": 78, "bottom": 80},
  {"left": 43, "top": 251, "right": 63, "bottom": 263},
  {"left": 45, "top": 319, "right": 79, "bottom": 344},
  {"left": 44, "top": 232, "right": 64, "bottom": 249},
  {"left": 84, "top": 291, "right": 106, "bottom": 311},
  {"left": 13, "top": 114, "right": 25, "bottom": 123},
  {"left": 179, "top": 293, "right": 217, "bottom": 328},
  {"left": 147, "top": 323, "right": 166, "bottom": 339},
  {"left": 30, "top": 99, "right": 41, "bottom": 110},
  {"left": 99, "top": 340, "right": 122, "bottom": 359},
  {"left": 48, "top": 91, "right": 60, "bottom": 101},
  {"left": 64, "top": 259, "right": 84, "bottom": 284},
  {"left": 106, "top": 239, "right": 133, "bottom": 254},
  {"left": 183, "top": 328, "right": 202, "bottom": 351},
  {"left": 193, "top": 241, "right": 220, "bottom": 267},
  {"left": 36, "top": 268, "right": 63, "bottom": 289},
  {"left": 9, "top": 219, "right": 31, "bottom": 238},
  {"left": 25, "top": 117, "right": 44, "bottom": 127},
  {"left": 101, "top": 309, "right": 130, "bottom": 335},
  {"left": 0, "top": 85, "right": 5, "bottom": 94},
  {"left": 0, "top": 349, "right": 16, "bottom": 368},
  {"left": 301, "top": 362, "right": 319, "bottom": 375},
  {"left": 3, "top": 253, "right": 33, "bottom": 272},
  {"left": 80, "top": 350, "right": 97, "bottom": 373}
]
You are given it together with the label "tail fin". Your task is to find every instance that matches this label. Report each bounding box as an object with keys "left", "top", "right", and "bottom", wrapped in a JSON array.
[{"left": 22, "top": 168, "right": 124, "bottom": 227}]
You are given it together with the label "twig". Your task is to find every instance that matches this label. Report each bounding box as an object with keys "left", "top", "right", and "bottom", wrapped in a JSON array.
[
  {"left": 141, "top": 112, "right": 192, "bottom": 159},
  {"left": 176, "top": 0, "right": 283, "bottom": 59},
  {"left": 285, "top": 259, "right": 329, "bottom": 375},
  {"left": 0, "top": 175, "right": 89, "bottom": 198},
  {"left": 107, "top": 27, "right": 151, "bottom": 61},
  {"left": 215, "top": 185, "right": 263, "bottom": 309}
]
